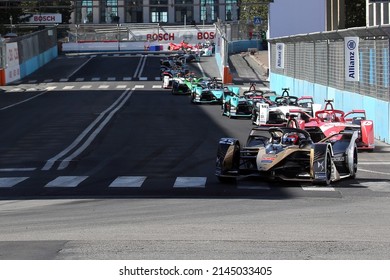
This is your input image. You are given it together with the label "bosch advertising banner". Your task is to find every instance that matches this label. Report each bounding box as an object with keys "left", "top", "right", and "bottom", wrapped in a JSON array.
[
  {"left": 275, "top": 43, "right": 285, "bottom": 69},
  {"left": 345, "top": 37, "right": 359, "bottom": 82},
  {"left": 134, "top": 28, "right": 216, "bottom": 45},
  {"left": 29, "top": 13, "right": 62, "bottom": 23}
]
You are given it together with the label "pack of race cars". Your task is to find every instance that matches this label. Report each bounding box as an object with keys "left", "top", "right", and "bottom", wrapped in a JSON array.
[{"left": 160, "top": 54, "right": 374, "bottom": 185}]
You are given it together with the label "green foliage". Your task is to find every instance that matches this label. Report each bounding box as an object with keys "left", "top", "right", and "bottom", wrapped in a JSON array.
[
  {"left": 239, "top": 0, "right": 269, "bottom": 22},
  {"left": 345, "top": 0, "right": 365, "bottom": 28}
]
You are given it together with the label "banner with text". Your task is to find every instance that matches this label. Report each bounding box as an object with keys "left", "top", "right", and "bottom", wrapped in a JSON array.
[
  {"left": 345, "top": 37, "right": 359, "bottom": 82},
  {"left": 275, "top": 43, "right": 285, "bottom": 69}
]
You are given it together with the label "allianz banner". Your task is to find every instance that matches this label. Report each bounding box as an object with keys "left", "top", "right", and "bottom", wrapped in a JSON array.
[
  {"left": 275, "top": 43, "right": 285, "bottom": 69},
  {"left": 345, "top": 37, "right": 359, "bottom": 82}
]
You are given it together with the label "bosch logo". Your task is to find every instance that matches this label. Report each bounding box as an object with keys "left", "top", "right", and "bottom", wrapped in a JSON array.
[{"left": 347, "top": 40, "right": 356, "bottom": 50}]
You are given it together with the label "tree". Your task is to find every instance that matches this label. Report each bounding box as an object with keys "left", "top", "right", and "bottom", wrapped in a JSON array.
[{"left": 345, "top": 0, "right": 366, "bottom": 28}]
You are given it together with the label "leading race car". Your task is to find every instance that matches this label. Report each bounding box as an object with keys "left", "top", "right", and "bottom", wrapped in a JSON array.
[
  {"left": 215, "top": 126, "right": 358, "bottom": 185},
  {"left": 301, "top": 100, "right": 375, "bottom": 151}
]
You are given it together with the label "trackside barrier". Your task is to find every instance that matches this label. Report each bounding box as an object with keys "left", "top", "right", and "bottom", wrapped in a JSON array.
[
  {"left": 268, "top": 26, "right": 390, "bottom": 144},
  {"left": 223, "top": 66, "right": 233, "bottom": 84},
  {"left": 0, "top": 69, "right": 5, "bottom": 86}
]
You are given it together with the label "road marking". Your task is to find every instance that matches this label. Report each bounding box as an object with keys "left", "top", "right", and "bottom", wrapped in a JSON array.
[
  {"left": 107, "top": 77, "right": 116, "bottom": 81},
  {"left": 123, "top": 77, "right": 132, "bottom": 81},
  {"left": 45, "top": 86, "right": 57, "bottom": 91},
  {"left": 28, "top": 80, "right": 37, "bottom": 84},
  {"left": 63, "top": 86, "right": 74, "bottom": 90},
  {"left": 0, "top": 177, "right": 29, "bottom": 188},
  {"left": 358, "top": 168, "right": 390, "bottom": 176},
  {"left": 173, "top": 177, "right": 207, "bottom": 188},
  {"left": 152, "top": 85, "right": 162, "bottom": 89},
  {"left": 134, "top": 85, "right": 144, "bottom": 89},
  {"left": 0, "top": 168, "right": 36, "bottom": 172},
  {"left": 43, "top": 88, "right": 135, "bottom": 171},
  {"left": 109, "top": 176, "right": 147, "bottom": 188},
  {"left": 43, "top": 79, "right": 53, "bottom": 83},
  {"left": 139, "top": 77, "right": 147, "bottom": 81},
  {"left": 0, "top": 91, "right": 47, "bottom": 111},
  {"left": 91, "top": 77, "right": 100, "bottom": 81},
  {"left": 237, "top": 185, "right": 271, "bottom": 190},
  {"left": 59, "top": 78, "right": 68, "bottom": 82},
  {"left": 98, "top": 85, "right": 110, "bottom": 89},
  {"left": 75, "top": 78, "right": 85, "bottom": 82},
  {"left": 45, "top": 176, "right": 88, "bottom": 188},
  {"left": 301, "top": 186, "right": 336, "bottom": 191},
  {"left": 116, "top": 85, "right": 127, "bottom": 89},
  {"left": 359, "top": 162, "right": 390, "bottom": 165},
  {"left": 154, "top": 77, "right": 161, "bottom": 81},
  {"left": 81, "top": 85, "right": 92, "bottom": 89}
]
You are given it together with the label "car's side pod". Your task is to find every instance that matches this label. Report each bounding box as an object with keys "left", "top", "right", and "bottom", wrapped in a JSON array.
[{"left": 215, "top": 138, "right": 240, "bottom": 181}]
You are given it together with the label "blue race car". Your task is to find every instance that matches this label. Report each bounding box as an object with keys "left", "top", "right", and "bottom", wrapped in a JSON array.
[
  {"left": 221, "top": 85, "right": 253, "bottom": 118},
  {"left": 190, "top": 77, "right": 224, "bottom": 104}
]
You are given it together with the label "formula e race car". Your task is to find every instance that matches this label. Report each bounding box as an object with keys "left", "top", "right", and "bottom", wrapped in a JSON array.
[
  {"left": 215, "top": 126, "right": 359, "bottom": 185},
  {"left": 221, "top": 86, "right": 253, "bottom": 118},
  {"left": 301, "top": 100, "right": 375, "bottom": 151},
  {"left": 171, "top": 74, "right": 197, "bottom": 95},
  {"left": 243, "top": 83, "right": 278, "bottom": 104},
  {"left": 190, "top": 77, "right": 224, "bottom": 104},
  {"left": 251, "top": 88, "right": 321, "bottom": 126}
]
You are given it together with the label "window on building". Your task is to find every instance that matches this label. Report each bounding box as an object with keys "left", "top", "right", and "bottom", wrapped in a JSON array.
[
  {"left": 100, "top": 0, "right": 119, "bottom": 23},
  {"left": 125, "top": 0, "right": 143, "bottom": 23},
  {"left": 200, "top": 0, "right": 218, "bottom": 23},
  {"left": 75, "top": 0, "right": 93, "bottom": 24},
  {"left": 174, "top": 0, "right": 194, "bottom": 24},
  {"left": 225, "top": 0, "right": 238, "bottom": 21},
  {"left": 150, "top": 1, "right": 168, "bottom": 23}
]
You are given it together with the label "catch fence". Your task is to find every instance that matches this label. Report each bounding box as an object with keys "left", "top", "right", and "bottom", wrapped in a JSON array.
[{"left": 268, "top": 25, "right": 390, "bottom": 102}]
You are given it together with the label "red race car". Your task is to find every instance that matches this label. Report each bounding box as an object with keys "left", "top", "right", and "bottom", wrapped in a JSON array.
[{"left": 298, "top": 100, "right": 375, "bottom": 151}]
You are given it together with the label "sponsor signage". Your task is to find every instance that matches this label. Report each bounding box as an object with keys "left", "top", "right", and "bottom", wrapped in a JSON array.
[
  {"left": 345, "top": 37, "right": 359, "bottom": 82},
  {"left": 5, "top": 42, "right": 20, "bottom": 84},
  {"left": 275, "top": 43, "right": 285, "bottom": 69},
  {"left": 29, "top": 13, "right": 62, "bottom": 23}
]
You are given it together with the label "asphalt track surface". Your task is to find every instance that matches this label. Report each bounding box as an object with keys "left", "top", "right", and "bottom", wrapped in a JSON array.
[{"left": 0, "top": 53, "right": 389, "bottom": 260}]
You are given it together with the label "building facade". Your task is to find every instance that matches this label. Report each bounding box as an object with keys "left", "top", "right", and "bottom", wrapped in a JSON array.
[
  {"left": 71, "top": 0, "right": 240, "bottom": 24},
  {"left": 367, "top": 0, "right": 390, "bottom": 26}
]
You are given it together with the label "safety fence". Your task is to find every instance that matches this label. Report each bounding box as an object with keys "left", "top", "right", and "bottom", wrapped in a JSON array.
[
  {"left": 268, "top": 25, "right": 390, "bottom": 102},
  {"left": 0, "top": 26, "right": 58, "bottom": 84},
  {"left": 267, "top": 25, "right": 390, "bottom": 143}
]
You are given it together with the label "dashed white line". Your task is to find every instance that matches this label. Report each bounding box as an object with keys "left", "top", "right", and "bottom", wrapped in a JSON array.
[
  {"left": 45, "top": 176, "right": 88, "bottom": 188},
  {"left": 109, "top": 176, "right": 147, "bottom": 188},
  {"left": 173, "top": 177, "right": 207, "bottom": 188},
  {"left": 0, "top": 177, "right": 29, "bottom": 188}
]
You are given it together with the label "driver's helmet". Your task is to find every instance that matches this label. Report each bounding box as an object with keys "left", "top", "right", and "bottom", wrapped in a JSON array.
[{"left": 282, "top": 133, "right": 299, "bottom": 145}]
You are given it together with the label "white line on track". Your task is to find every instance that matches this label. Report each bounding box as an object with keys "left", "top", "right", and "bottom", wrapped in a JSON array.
[
  {"left": 42, "top": 88, "right": 135, "bottom": 171},
  {"left": 358, "top": 168, "right": 390, "bottom": 176},
  {"left": 109, "top": 176, "right": 146, "bottom": 188},
  {"left": 0, "top": 177, "right": 29, "bottom": 188},
  {"left": 0, "top": 91, "right": 47, "bottom": 111},
  {"left": 45, "top": 176, "right": 88, "bottom": 188}
]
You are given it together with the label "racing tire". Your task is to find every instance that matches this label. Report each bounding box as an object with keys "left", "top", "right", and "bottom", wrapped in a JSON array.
[
  {"left": 349, "top": 145, "right": 358, "bottom": 179},
  {"left": 321, "top": 149, "right": 332, "bottom": 186}
]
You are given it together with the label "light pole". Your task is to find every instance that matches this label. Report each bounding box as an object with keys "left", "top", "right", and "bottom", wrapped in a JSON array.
[{"left": 9, "top": 15, "right": 13, "bottom": 33}]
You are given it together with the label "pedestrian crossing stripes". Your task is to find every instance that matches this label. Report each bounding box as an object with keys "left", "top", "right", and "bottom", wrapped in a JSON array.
[{"left": 1, "top": 175, "right": 388, "bottom": 193}]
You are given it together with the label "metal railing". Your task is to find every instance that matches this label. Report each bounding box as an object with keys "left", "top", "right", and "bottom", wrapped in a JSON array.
[{"left": 268, "top": 25, "right": 390, "bottom": 102}]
